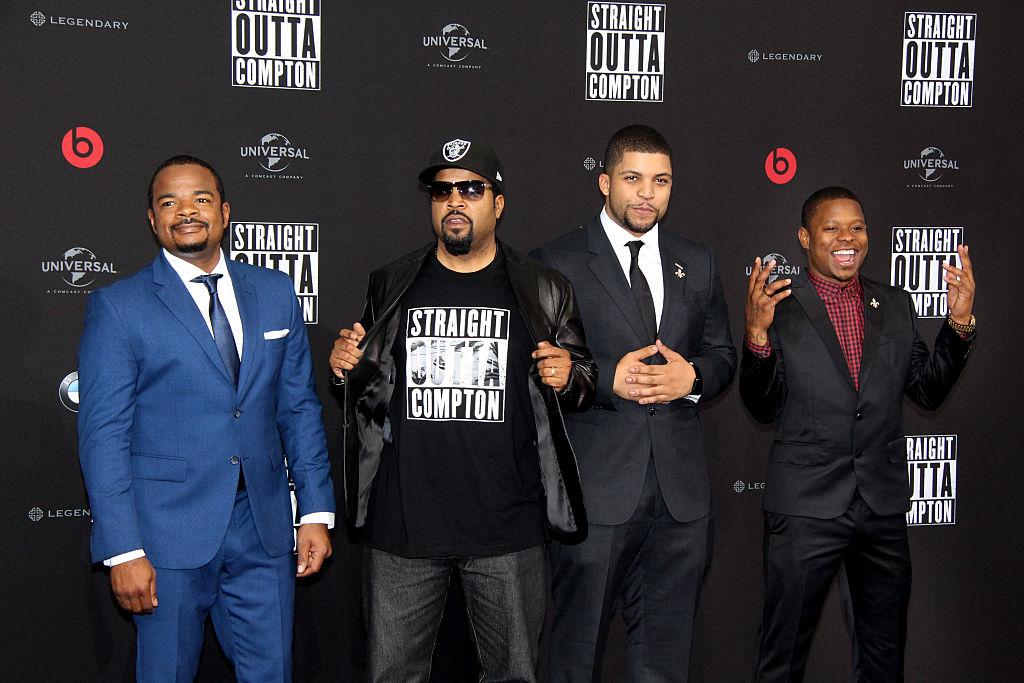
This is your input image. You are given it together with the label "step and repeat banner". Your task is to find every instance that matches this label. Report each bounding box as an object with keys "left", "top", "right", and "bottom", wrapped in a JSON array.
[{"left": 2, "top": 2, "right": 1022, "bottom": 680}]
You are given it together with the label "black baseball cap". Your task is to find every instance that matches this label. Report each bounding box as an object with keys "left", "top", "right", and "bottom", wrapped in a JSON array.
[{"left": 418, "top": 138, "right": 504, "bottom": 195}]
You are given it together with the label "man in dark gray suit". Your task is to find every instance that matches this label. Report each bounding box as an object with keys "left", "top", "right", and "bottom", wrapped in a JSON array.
[{"left": 531, "top": 125, "right": 736, "bottom": 680}]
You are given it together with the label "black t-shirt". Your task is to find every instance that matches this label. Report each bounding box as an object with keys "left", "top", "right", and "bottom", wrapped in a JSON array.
[{"left": 365, "top": 250, "right": 546, "bottom": 558}]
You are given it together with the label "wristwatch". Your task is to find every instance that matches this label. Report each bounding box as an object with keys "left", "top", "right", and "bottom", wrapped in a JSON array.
[
  {"left": 688, "top": 362, "right": 703, "bottom": 395},
  {"left": 947, "top": 314, "right": 976, "bottom": 334}
]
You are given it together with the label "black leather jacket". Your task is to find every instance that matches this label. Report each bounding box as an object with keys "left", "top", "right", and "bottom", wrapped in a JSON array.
[{"left": 336, "top": 242, "right": 595, "bottom": 542}]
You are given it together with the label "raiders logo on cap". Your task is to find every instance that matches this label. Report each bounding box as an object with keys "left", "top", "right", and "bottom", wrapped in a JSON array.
[{"left": 443, "top": 139, "right": 471, "bottom": 162}]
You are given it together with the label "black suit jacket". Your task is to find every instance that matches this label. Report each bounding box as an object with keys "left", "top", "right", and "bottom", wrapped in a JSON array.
[
  {"left": 739, "top": 273, "right": 974, "bottom": 518},
  {"left": 532, "top": 216, "right": 736, "bottom": 525}
]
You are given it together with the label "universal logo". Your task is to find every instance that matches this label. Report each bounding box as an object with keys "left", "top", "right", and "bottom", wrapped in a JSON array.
[
  {"left": 232, "top": 0, "right": 321, "bottom": 90},
  {"left": 745, "top": 253, "right": 801, "bottom": 282},
  {"left": 423, "top": 23, "right": 488, "bottom": 70},
  {"left": 29, "top": 10, "right": 128, "bottom": 30},
  {"left": 42, "top": 247, "right": 117, "bottom": 295},
  {"left": 240, "top": 132, "right": 309, "bottom": 179},
  {"left": 747, "top": 49, "right": 822, "bottom": 63},
  {"left": 905, "top": 146, "right": 959, "bottom": 188},
  {"left": 733, "top": 480, "right": 765, "bottom": 493},
  {"left": 27, "top": 506, "right": 91, "bottom": 522},
  {"left": 59, "top": 371, "right": 80, "bottom": 412}
]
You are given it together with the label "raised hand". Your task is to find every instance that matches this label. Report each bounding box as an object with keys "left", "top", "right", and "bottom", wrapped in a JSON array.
[
  {"left": 943, "top": 244, "right": 975, "bottom": 325},
  {"left": 745, "top": 257, "right": 791, "bottom": 346}
]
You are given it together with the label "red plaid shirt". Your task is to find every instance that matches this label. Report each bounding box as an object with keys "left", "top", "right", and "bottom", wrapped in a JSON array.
[{"left": 746, "top": 272, "right": 865, "bottom": 389}]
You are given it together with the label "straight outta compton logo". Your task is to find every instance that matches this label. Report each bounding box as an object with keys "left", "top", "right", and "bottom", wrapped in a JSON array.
[
  {"left": 230, "top": 222, "right": 319, "bottom": 323},
  {"left": 586, "top": 2, "right": 666, "bottom": 102},
  {"left": 231, "top": 1, "right": 321, "bottom": 90},
  {"left": 905, "top": 435, "right": 958, "bottom": 525},
  {"left": 891, "top": 227, "right": 964, "bottom": 318},
  {"left": 901, "top": 12, "right": 977, "bottom": 107}
]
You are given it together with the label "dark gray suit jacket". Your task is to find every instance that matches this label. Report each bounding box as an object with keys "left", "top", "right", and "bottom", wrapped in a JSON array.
[
  {"left": 739, "top": 272, "right": 974, "bottom": 518},
  {"left": 532, "top": 215, "right": 736, "bottom": 525}
]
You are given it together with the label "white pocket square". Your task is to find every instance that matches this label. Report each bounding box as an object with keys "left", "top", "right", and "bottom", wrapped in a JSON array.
[{"left": 263, "top": 329, "right": 289, "bottom": 340}]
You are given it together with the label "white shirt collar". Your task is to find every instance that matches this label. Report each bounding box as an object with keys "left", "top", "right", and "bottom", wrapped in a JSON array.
[
  {"left": 162, "top": 248, "right": 230, "bottom": 284},
  {"left": 599, "top": 206, "right": 660, "bottom": 252}
]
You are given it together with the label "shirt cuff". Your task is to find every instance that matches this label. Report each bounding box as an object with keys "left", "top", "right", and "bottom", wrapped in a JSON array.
[
  {"left": 683, "top": 393, "right": 700, "bottom": 404},
  {"left": 745, "top": 339, "right": 773, "bottom": 358},
  {"left": 299, "top": 512, "right": 335, "bottom": 529},
  {"left": 104, "top": 549, "right": 146, "bottom": 567}
]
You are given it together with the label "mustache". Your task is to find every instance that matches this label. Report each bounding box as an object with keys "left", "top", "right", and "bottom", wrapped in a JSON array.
[
  {"left": 444, "top": 210, "right": 471, "bottom": 222},
  {"left": 172, "top": 217, "right": 209, "bottom": 229}
]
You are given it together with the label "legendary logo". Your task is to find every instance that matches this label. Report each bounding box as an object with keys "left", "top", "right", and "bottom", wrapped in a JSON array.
[
  {"left": 586, "top": 2, "right": 666, "bottom": 102},
  {"left": 891, "top": 226, "right": 964, "bottom": 318},
  {"left": 905, "top": 434, "right": 958, "bottom": 525},
  {"left": 733, "top": 480, "right": 765, "bottom": 493},
  {"left": 61, "top": 126, "right": 104, "bottom": 169},
  {"left": 745, "top": 252, "right": 801, "bottom": 282},
  {"left": 901, "top": 12, "right": 977, "bottom": 107},
  {"left": 747, "top": 49, "right": 822, "bottom": 63},
  {"left": 59, "top": 371, "right": 80, "bottom": 412},
  {"left": 583, "top": 157, "right": 599, "bottom": 171},
  {"left": 231, "top": 0, "right": 321, "bottom": 90},
  {"left": 905, "top": 146, "right": 959, "bottom": 188},
  {"left": 747, "top": 50, "right": 759, "bottom": 63},
  {"left": 229, "top": 222, "right": 319, "bottom": 324},
  {"left": 240, "top": 132, "right": 309, "bottom": 179},
  {"left": 27, "top": 505, "right": 91, "bottom": 521},
  {"left": 41, "top": 247, "right": 117, "bottom": 294},
  {"left": 443, "top": 139, "right": 471, "bottom": 162},
  {"left": 28, "top": 507, "right": 44, "bottom": 522},
  {"left": 764, "top": 147, "right": 797, "bottom": 184},
  {"left": 29, "top": 10, "right": 128, "bottom": 30}
]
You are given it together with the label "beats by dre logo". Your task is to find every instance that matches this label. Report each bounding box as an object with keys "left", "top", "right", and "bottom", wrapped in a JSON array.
[
  {"left": 61, "top": 126, "right": 104, "bottom": 168},
  {"left": 764, "top": 147, "right": 796, "bottom": 184}
]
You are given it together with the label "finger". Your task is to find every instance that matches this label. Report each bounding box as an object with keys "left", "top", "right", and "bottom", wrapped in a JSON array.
[
  {"left": 957, "top": 244, "right": 973, "bottom": 273},
  {"left": 353, "top": 322, "right": 366, "bottom": 337},
  {"left": 303, "top": 544, "right": 326, "bottom": 575},
  {"left": 753, "top": 260, "right": 777, "bottom": 290},
  {"left": 655, "top": 339, "right": 684, "bottom": 362},
  {"left": 765, "top": 278, "right": 792, "bottom": 296},
  {"left": 765, "top": 288, "right": 793, "bottom": 306},
  {"left": 747, "top": 257, "right": 763, "bottom": 294},
  {"left": 626, "top": 345, "right": 660, "bottom": 362},
  {"left": 150, "top": 575, "right": 158, "bottom": 608},
  {"left": 532, "top": 345, "right": 567, "bottom": 360},
  {"left": 127, "top": 592, "right": 143, "bottom": 614},
  {"left": 296, "top": 536, "right": 311, "bottom": 576}
]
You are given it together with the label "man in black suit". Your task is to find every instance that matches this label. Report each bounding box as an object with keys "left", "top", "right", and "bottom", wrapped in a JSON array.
[
  {"left": 532, "top": 125, "right": 736, "bottom": 680},
  {"left": 740, "top": 187, "right": 976, "bottom": 681}
]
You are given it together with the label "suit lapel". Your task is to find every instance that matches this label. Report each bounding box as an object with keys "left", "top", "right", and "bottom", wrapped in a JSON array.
[
  {"left": 791, "top": 274, "right": 855, "bottom": 390},
  {"left": 857, "top": 277, "right": 885, "bottom": 390},
  {"left": 151, "top": 253, "right": 234, "bottom": 386},
  {"left": 585, "top": 218, "right": 650, "bottom": 343},
  {"left": 657, "top": 237, "right": 689, "bottom": 340},
  {"left": 231, "top": 262, "right": 262, "bottom": 397}
]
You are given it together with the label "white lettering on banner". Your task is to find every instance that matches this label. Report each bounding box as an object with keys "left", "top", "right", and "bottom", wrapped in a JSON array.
[
  {"left": 905, "top": 435, "right": 958, "bottom": 526},
  {"left": 231, "top": 1, "right": 321, "bottom": 90},
  {"left": 230, "top": 223, "right": 319, "bottom": 324},
  {"left": 890, "top": 227, "right": 964, "bottom": 318},
  {"left": 901, "top": 12, "right": 976, "bottom": 107},
  {"left": 586, "top": 2, "right": 666, "bottom": 102}
]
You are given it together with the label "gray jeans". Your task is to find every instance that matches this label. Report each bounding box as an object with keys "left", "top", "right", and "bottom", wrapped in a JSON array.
[{"left": 363, "top": 544, "right": 546, "bottom": 682}]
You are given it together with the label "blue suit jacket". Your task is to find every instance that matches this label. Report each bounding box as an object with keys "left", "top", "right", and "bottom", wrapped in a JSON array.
[{"left": 77, "top": 252, "right": 335, "bottom": 569}]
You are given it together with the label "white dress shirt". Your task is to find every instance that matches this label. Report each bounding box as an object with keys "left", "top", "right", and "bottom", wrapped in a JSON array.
[
  {"left": 600, "top": 207, "right": 665, "bottom": 328},
  {"left": 599, "top": 208, "right": 700, "bottom": 404},
  {"left": 105, "top": 249, "right": 332, "bottom": 567}
]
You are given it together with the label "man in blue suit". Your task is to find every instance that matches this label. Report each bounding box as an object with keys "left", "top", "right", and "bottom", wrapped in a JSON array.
[{"left": 77, "top": 155, "right": 335, "bottom": 681}]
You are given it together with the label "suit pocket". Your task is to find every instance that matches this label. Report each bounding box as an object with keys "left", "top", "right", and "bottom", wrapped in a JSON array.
[
  {"left": 131, "top": 453, "right": 186, "bottom": 482},
  {"left": 887, "top": 437, "right": 908, "bottom": 463},
  {"left": 769, "top": 441, "right": 829, "bottom": 466}
]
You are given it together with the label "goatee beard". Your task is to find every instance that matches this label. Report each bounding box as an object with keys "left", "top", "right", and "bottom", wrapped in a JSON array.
[
  {"left": 623, "top": 215, "right": 656, "bottom": 234},
  {"left": 441, "top": 227, "right": 473, "bottom": 255},
  {"left": 177, "top": 239, "right": 209, "bottom": 254}
]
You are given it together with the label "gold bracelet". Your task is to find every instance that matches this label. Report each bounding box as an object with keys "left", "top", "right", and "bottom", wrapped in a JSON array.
[{"left": 947, "top": 314, "right": 976, "bottom": 334}]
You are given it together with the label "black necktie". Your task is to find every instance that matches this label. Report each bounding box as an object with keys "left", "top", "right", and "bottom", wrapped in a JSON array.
[
  {"left": 191, "top": 274, "right": 240, "bottom": 385},
  {"left": 627, "top": 240, "right": 658, "bottom": 343}
]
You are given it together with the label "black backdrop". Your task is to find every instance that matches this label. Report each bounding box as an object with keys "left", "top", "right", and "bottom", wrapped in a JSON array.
[{"left": 3, "top": 1, "right": 1023, "bottom": 680}]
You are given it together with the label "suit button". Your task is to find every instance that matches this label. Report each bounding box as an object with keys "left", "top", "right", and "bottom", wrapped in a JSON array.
[
  {"left": 233, "top": 410, "right": 241, "bottom": 418},
  {"left": 855, "top": 450, "right": 863, "bottom": 459},
  {"left": 855, "top": 411, "right": 863, "bottom": 420},
  {"left": 648, "top": 407, "right": 657, "bottom": 416},
  {"left": 230, "top": 456, "right": 240, "bottom": 465}
]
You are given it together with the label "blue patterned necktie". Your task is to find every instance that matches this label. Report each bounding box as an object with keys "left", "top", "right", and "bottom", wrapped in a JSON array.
[{"left": 191, "top": 273, "right": 240, "bottom": 385}]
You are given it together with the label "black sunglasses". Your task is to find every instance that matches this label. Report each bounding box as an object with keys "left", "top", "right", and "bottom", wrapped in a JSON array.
[{"left": 427, "top": 180, "right": 493, "bottom": 202}]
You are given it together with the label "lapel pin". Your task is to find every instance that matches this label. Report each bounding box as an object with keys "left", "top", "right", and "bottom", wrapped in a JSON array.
[
  {"left": 674, "top": 263, "right": 685, "bottom": 278},
  {"left": 870, "top": 298, "right": 879, "bottom": 308}
]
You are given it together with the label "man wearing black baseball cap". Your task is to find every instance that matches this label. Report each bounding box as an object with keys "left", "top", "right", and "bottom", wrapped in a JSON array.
[{"left": 330, "top": 138, "right": 595, "bottom": 680}]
